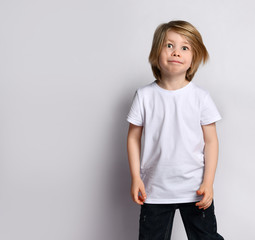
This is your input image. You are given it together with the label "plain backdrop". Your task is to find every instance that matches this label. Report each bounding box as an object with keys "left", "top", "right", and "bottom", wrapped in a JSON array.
[{"left": 0, "top": 0, "right": 254, "bottom": 239}]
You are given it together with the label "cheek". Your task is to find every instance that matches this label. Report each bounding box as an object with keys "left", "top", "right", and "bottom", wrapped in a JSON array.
[
  {"left": 158, "top": 53, "right": 164, "bottom": 66},
  {"left": 186, "top": 54, "right": 193, "bottom": 66},
  {"left": 158, "top": 55, "right": 168, "bottom": 70},
  {"left": 190, "top": 58, "right": 193, "bottom": 66},
  {"left": 159, "top": 51, "right": 167, "bottom": 62}
]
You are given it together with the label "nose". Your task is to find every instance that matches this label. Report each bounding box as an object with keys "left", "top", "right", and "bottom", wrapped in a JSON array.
[{"left": 171, "top": 49, "right": 180, "bottom": 57}]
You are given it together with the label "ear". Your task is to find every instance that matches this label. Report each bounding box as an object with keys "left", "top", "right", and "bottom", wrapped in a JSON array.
[{"left": 186, "top": 67, "right": 192, "bottom": 76}]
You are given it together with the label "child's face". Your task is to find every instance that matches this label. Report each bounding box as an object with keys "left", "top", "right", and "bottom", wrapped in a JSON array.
[{"left": 159, "top": 30, "right": 193, "bottom": 79}]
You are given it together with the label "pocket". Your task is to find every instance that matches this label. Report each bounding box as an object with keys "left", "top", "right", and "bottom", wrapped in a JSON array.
[
  {"left": 139, "top": 204, "right": 147, "bottom": 223},
  {"left": 197, "top": 200, "right": 217, "bottom": 233},
  {"left": 194, "top": 199, "right": 215, "bottom": 221}
]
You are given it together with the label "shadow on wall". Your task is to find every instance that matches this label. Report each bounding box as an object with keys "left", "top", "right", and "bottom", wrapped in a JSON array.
[
  {"left": 109, "top": 95, "right": 141, "bottom": 240},
  {"left": 91, "top": 86, "right": 142, "bottom": 240}
]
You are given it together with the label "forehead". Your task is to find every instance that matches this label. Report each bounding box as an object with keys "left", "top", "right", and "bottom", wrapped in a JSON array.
[{"left": 164, "top": 30, "right": 190, "bottom": 45}]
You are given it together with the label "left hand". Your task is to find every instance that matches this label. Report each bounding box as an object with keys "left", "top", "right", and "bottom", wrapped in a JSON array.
[{"left": 195, "top": 183, "right": 214, "bottom": 210}]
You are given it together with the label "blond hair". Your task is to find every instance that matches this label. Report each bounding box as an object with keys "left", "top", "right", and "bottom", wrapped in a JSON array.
[{"left": 148, "top": 20, "right": 209, "bottom": 81}]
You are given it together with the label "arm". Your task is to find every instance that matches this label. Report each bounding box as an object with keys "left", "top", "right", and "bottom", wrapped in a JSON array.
[
  {"left": 127, "top": 123, "right": 147, "bottom": 205},
  {"left": 196, "top": 122, "right": 219, "bottom": 209}
]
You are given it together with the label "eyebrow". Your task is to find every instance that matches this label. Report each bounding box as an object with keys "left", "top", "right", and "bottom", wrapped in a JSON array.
[{"left": 166, "top": 39, "right": 190, "bottom": 45}]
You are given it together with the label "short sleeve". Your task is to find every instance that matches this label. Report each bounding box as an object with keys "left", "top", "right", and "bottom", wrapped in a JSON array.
[
  {"left": 200, "top": 93, "right": 222, "bottom": 125},
  {"left": 126, "top": 90, "right": 144, "bottom": 126}
]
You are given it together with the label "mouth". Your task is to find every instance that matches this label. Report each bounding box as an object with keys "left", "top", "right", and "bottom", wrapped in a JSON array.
[{"left": 168, "top": 60, "right": 183, "bottom": 64}]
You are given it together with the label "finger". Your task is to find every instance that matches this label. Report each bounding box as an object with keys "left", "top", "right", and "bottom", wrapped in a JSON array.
[
  {"left": 196, "top": 195, "right": 209, "bottom": 208},
  {"left": 196, "top": 201, "right": 203, "bottom": 207},
  {"left": 199, "top": 198, "right": 212, "bottom": 209},
  {"left": 197, "top": 187, "right": 205, "bottom": 195},
  {"left": 196, "top": 190, "right": 203, "bottom": 195},
  {"left": 202, "top": 202, "right": 210, "bottom": 210},
  {"left": 198, "top": 200, "right": 209, "bottom": 209},
  {"left": 203, "top": 204, "right": 210, "bottom": 210},
  {"left": 203, "top": 199, "right": 213, "bottom": 210},
  {"left": 140, "top": 189, "right": 147, "bottom": 200},
  {"left": 138, "top": 194, "right": 146, "bottom": 201},
  {"left": 131, "top": 187, "right": 144, "bottom": 205},
  {"left": 137, "top": 195, "right": 145, "bottom": 205},
  {"left": 132, "top": 189, "right": 140, "bottom": 204},
  {"left": 134, "top": 195, "right": 143, "bottom": 205},
  {"left": 138, "top": 195, "right": 145, "bottom": 203},
  {"left": 196, "top": 195, "right": 206, "bottom": 207}
]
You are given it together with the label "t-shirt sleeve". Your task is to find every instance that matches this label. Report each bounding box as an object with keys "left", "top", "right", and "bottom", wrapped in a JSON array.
[
  {"left": 200, "top": 93, "right": 222, "bottom": 125},
  {"left": 126, "top": 90, "right": 144, "bottom": 126}
]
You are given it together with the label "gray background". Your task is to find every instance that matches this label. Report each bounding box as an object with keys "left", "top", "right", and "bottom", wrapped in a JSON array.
[{"left": 0, "top": 0, "right": 254, "bottom": 239}]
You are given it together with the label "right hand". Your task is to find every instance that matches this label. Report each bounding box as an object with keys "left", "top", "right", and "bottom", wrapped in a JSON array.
[{"left": 130, "top": 177, "right": 147, "bottom": 205}]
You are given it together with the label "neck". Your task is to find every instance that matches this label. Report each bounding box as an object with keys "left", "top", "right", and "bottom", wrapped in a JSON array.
[{"left": 157, "top": 73, "right": 190, "bottom": 91}]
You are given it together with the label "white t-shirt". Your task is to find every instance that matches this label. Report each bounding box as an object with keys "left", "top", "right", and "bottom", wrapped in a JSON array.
[{"left": 126, "top": 80, "right": 222, "bottom": 204}]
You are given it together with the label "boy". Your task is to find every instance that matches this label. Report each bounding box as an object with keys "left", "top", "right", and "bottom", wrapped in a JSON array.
[{"left": 126, "top": 20, "right": 224, "bottom": 239}]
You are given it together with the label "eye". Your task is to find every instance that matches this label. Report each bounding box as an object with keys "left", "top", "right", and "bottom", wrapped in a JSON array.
[
  {"left": 167, "top": 43, "right": 173, "bottom": 48},
  {"left": 182, "top": 46, "right": 189, "bottom": 50}
]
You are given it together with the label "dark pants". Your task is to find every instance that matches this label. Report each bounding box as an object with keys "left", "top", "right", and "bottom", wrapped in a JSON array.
[{"left": 139, "top": 199, "right": 224, "bottom": 240}]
